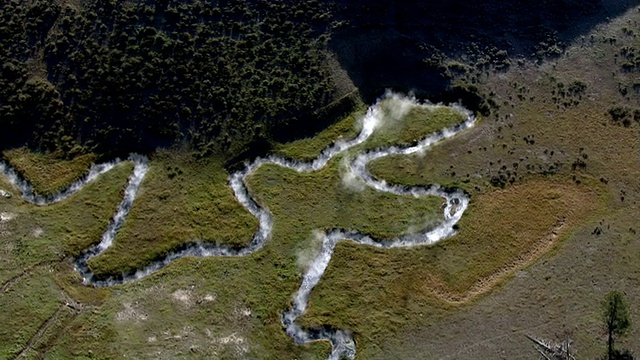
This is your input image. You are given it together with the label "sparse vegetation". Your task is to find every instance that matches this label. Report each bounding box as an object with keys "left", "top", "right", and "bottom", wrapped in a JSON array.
[
  {"left": 620, "top": 46, "right": 640, "bottom": 72},
  {"left": 608, "top": 106, "right": 633, "bottom": 126}
]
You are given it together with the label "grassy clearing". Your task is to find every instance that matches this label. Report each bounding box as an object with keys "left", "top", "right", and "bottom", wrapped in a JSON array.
[
  {"left": 0, "top": 266, "right": 63, "bottom": 359},
  {"left": 86, "top": 100, "right": 465, "bottom": 278},
  {"left": 37, "top": 162, "right": 134, "bottom": 257},
  {"left": 0, "top": 84, "right": 613, "bottom": 359},
  {"left": 50, "top": 256, "right": 330, "bottom": 359},
  {"left": 247, "top": 159, "right": 443, "bottom": 241},
  {"left": 271, "top": 99, "right": 467, "bottom": 162},
  {"left": 431, "top": 176, "right": 605, "bottom": 295},
  {"left": 2, "top": 149, "right": 98, "bottom": 196},
  {"left": 361, "top": 102, "right": 468, "bottom": 150},
  {"left": 352, "top": 9, "right": 640, "bottom": 359},
  {"left": 87, "top": 151, "right": 257, "bottom": 278},
  {"left": 0, "top": 163, "right": 132, "bottom": 284},
  {"left": 1, "top": 91, "right": 567, "bottom": 359}
]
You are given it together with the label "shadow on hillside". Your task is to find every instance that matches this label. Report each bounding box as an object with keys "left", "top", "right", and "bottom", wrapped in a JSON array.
[{"left": 328, "top": 0, "right": 639, "bottom": 105}]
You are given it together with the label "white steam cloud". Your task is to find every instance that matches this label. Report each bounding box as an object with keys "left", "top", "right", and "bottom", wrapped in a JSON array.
[
  {"left": 296, "top": 230, "right": 325, "bottom": 272},
  {"left": 340, "top": 156, "right": 366, "bottom": 192}
]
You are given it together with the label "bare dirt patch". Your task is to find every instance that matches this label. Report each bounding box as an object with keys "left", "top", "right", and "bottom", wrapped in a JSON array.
[
  {"left": 171, "top": 289, "right": 195, "bottom": 308},
  {"left": 214, "top": 332, "right": 249, "bottom": 356},
  {"left": 115, "top": 303, "right": 148, "bottom": 323},
  {"left": 0, "top": 212, "right": 15, "bottom": 223},
  {"left": 32, "top": 227, "right": 43, "bottom": 238}
]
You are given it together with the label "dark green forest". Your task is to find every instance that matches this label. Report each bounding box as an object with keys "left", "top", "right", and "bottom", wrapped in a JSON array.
[
  {"left": 3, "top": 0, "right": 635, "bottom": 160},
  {"left": 0, "top": 0, "right": 336, "bottom": 158}
]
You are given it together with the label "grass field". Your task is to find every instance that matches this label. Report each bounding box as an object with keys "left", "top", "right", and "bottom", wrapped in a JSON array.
[
  {"left": 84, "top": 95, "right": 468, "bottom": 279},
  {"left": 291, "top": 166, "right": 607, "bottom": 356},
  {"left": 0, "top": 267, "right": 63, "bottom": 359},
  {"left": 3, "top": 149, "right": 98, "bottom": 196},
  {"left": 0, "top": 162, "right": 132, "bottom": 284},
  {"left": 86, "top": 152, "right": 258, "bottom": 278},
  {"left": 271, "top": 106, "right": 364, "bottom": 161},
  {"left": 360, "top": 100, "right": 468, "bottom": 150},
  {"left": 365, "top": 6, "right": 640, "bottom": 358}
]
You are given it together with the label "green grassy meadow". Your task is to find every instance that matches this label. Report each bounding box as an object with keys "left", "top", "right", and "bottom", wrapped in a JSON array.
[
  {"left": 3, "top": 149, "right": 98, "bottom": 196},
  {"left": 0, "top": 267, "right": 63, "bottom": 359},
  {"left": 86, "top": 152, "right": 258, "bottom": 278},
  {"left": 0, "top": 162, "right": 132, "bottom": 284},
  {"left": 0, "top": 88, "right": 609, "bottom": 358}
]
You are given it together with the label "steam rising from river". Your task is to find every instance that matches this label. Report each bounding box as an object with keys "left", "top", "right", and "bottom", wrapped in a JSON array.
[{"left": 0, "top": 92, "right": 475, "bottom": 359}]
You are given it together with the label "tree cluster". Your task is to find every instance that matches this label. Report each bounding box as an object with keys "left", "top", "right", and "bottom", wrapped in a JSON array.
[{"left": 1, "top": 0, "right": 335, "bottom": 158}]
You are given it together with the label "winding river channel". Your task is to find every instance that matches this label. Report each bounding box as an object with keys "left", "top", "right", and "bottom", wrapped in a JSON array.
[{"left": 0, "top": 92, "right": 476, "bottom": 359}]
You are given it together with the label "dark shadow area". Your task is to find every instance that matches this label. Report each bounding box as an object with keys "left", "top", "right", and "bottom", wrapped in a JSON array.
[
  {"left": 328, "top": 0, "right": 639, "bottom": 105},
  {"left": 2, "top": 0, "right": 638, "bottom": 160},
  {"left": 269, "top": 91, "right": 362, "bottom": 143}
]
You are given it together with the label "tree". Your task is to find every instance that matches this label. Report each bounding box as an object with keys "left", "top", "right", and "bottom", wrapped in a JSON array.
[{"left": 603, "top": 291, "right": 631, "bottom": 360}]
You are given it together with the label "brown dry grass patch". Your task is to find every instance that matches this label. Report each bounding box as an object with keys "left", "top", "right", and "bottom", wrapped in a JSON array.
[
  {"left": 420, "top": 176, "right": 605, "bottom": 301},
  {"left": 301, "top": 176, "right": 606, "bottom": 340}
]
